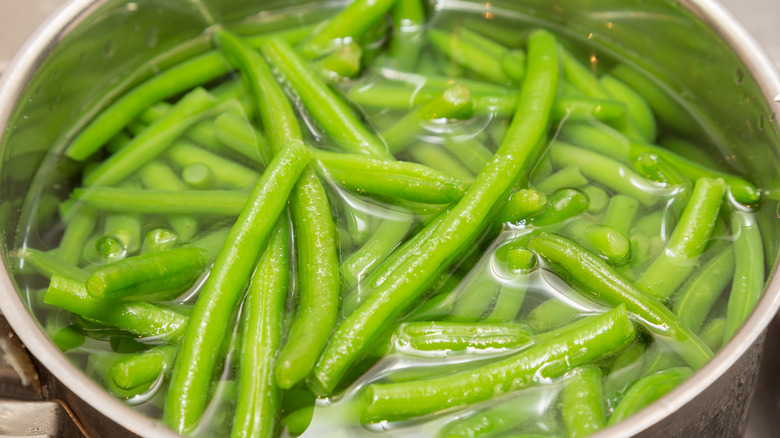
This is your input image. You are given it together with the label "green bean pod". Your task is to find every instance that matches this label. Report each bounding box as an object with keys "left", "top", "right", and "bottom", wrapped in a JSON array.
[
  {"left": 636, "top": 178, "right": 725, "bottom": 301},
  {"left": 110, "top": 345, "right": 178, "bottom": 391},
  {"left": 298, "top": 0, "right": 397, "bottom": 58},
  {"left": 724, "top": 210, "right": 765, "bottom": 341},
  {"left": 562, "top": 366, "right": 606, "bottom": 438},
  {"left": 672, "top": 244, "right": 735, "bottom": 333},
  {"left": 527, "top": 232, "right": 713, "bottom": 369},
  {"left": 65, "top": 51, "right": 231, "bottom": 161},
  {"left": 316, "top": 150, "right": 468, "bottom": 204},
  {"left": 361, "top": 304, "right": 635, "bottom": 422},
  {"left": 607, "top": 367, "right": 693, "bottom": 425},
  {"left": 393, "top": 321, "right": 534, "bottom": 353},
  {"left": 549, "top": 142, "right": 659, "bottom": 206},
  {"left": 261, "top": 37, "right": 390, "bottom": 158},
  {"left": 164, "top": 139, "right": 311, "bottom": 433},
  {"left": 83, "top": 88, "right": 220, "bottom": 188},
  {"left": 73, "top": 187, "right": 248, "bottom": 216},
  {"left": 44, "top": 276, "right": 188, "bottom": 341},
  {"left": 231, "top": 220, "right": 290, "bottom": 438},
  {"left": 86, "top": 229, "right": 228, "bottom": 300}
]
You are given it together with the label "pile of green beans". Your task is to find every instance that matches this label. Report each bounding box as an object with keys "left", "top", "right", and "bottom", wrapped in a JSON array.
[{"left": 16, "top": 1, "right": 768, "bottom": 437}]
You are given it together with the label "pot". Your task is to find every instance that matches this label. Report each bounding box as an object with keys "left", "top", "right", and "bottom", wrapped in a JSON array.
[{"left": 0, "top": 0, "right": 778, "bottom": 437}]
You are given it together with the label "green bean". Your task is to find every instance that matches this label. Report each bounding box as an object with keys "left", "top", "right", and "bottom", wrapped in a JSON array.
[
  {"left": 562, "top": 366, "right": 605, "bottom": 438},
  {"left": 283, "top": 406, "right": 315, "bottom": 437},
  {"left": 141, "top": 228, "right": 179, "bottom": 254},
  {"left": 44, "top": 275, "right": 188, "bottom": 340},
  {"left": 102, "top": 210, "right": 142, "bottom": 255},
  {"left": 73, "top": 187, "right": 248, "bottom": 216},
  {"left": 449, "top": 265, "right": 502, "bottom": 321},
  {"left": 559, "top": 121, "right": 631, "bottom": 162},
  {"left": 607, "top": 367, "right": 693, "bottom": 425},
  {"left": 167, "top": 140, "right": 260, "bottom": 190},
  {"left": 581, "top": 185, "right": 609, "bottom": 214},
  {"left": 65, "top": 51, "right": 231, "bottom": 161},
  {"left": 213, "top": 112, "right": 265, "bottom": 162},
  {"left": 347, "top": 81, "right": 520, "bottom": 117},
  {"left": 298, "top": 0, "right": 397, "bottom": 58},
  {"left": 231, "top": 220, "right": 289, "bottom": 438},
  {"left": 636, "top": 178, "right": 725, "bottom": 300},
  {"left": 553, "top": 96, "right": 628, "bottom": 125},
  {"left": 487, "top": 245, "right": 534, "bottom": 321},
  {"left": 381, "top": 85, "right": 474, "bottom": 153},
  {"left": 700, "top": 317, "right": 726, "bottom": 352},
  {"left": 496, "top": 189, "right": 548, "bottom": 224},
  {"left": 724, "top": 210, "right": 765, "bottom": 341},
  {"left": 601, "top": 75, "right": 657, "bottom": 142},
  {"left": 20, "top": 248, "right": 89, "bottom": 283},
  {"left": 528, "top": 299, "right": 581, "bottom": 332},
  {"left": 602, "top": 195, "right": 640, "bottom": 235},
  {"left": 603, "top": 343, "right": 646, "bottom": 409},
  {"left": 316, "top": 150, "right": 468, "bottom": 204},
  {"left": 243, "top": 23, "right": 320, "bottom": 49},
  {"left": 86, "top": 229, "right": 228, "bottom": 300},
  {"left": 110, "top": 345, "right": 177, "bottom": 391},
  {"left": 47, "top": 321, "right": 85, "bottom": 352},
  {"left": 672, "top": 244, "right": 734, "bottom": 333},
  {"left": 312, "top": 30, "right": 561, "bottom": 396},
  {"left": 628, "top": 143, "right": 758, "bottom": 206},
  {"left": 362, "top": 304, "right": 635, "bottom": 421},
  {"left": 182, "top": 163, "right": 216, "bottom": 189},
  {"left": 641, "top": 342, "right": 683, "bottom": 376},
  {"left": 261, "top": 37, "right": 390, "bottom": 158},
  {"left": 549, "top": 142, "right": 659, "bottom": 206},
  {"left": 526, "top": 188, "right": 590, "bottom": 228},
  {"left": 316, "top": 42, "right": 363, "bottom": 80},
  {"left": 405, "top": 143, "right": 476, "bottom": 182},
  {"left": 341, "top": 216, "right": 414, "bottom": 289},
  {"left": 535, "top": 166, "right": 588, "bottom": 193},
  {"left": 106, "top": 131, "right": 132, "bottom": 154},
  {"left": 436, "top": 386, "right": 556, "bottom": 438},
  {"left": 393, "top": 321, "right": 534, "bottom": 353},
  {"left": 527, "top": 232, "right": 713, "bottom": 369},
  {"left": 564, "top": 220, "right": 630, "bottom": 265},
  {"left": 632, "top": 151, "right": 693, "bottom": 203},
  {"left": 388, "top": 0, "right": 425, "bottom": 70},
  {"left": 215, "top": 30, "right": 341, "bottom": 391},
  {"left": 164, "top": 139, "right": 311, "bottom": 432},
  {"left": 428, "top": 28, "right": 511, "bottom": 84},
  {"left": 55, "top": 204, "right": 98, "bottom": 265},
  {"left": 83, "top": 88, "right": 220, "bottom": 188},
  {"left": 137, "top": 161, "right": 199, "bottom": 241},
  {"left": 610, "top": 64, "right": 698, "bottom": 136},
  {"left": 501, "top": 49, "right": 527, "bottom": 83},
  {"left": 441, "top": 135, "right": 494, "bottom": 175}
]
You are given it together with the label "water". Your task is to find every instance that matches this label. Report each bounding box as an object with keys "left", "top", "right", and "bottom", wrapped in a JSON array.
[{"left": 10, "top": 0, "right": 765, "bottom": 437}]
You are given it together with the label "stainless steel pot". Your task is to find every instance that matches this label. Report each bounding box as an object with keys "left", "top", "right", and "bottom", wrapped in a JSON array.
[{"left": 0, "top": 0, "right": 778, "bottom": 436}]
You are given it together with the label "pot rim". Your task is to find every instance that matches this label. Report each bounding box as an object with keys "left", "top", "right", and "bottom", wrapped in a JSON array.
[{"left": 0, "top": 1, "right": 779, "bottom": 438}]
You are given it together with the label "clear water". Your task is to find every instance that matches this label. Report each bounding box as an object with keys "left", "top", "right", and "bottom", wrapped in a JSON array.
[{"left": 11, "top": 0, "right": 764, "bottom": 437}]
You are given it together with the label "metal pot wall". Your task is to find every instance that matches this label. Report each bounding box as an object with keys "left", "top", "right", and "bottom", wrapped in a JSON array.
[{"left": 0, "top": 0, "right": 779, "bottom": 436}]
